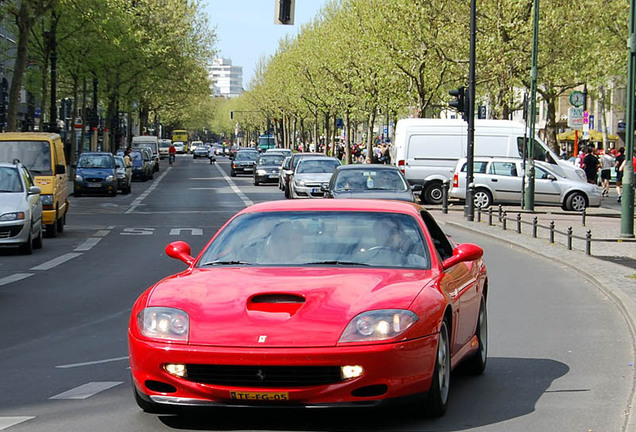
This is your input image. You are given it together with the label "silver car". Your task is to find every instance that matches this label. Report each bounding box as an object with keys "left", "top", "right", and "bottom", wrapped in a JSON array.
[
  {"left": 449, "top": 157, "right": 601, "bottom": 211},
  {"left": 324, "top": 164, "right": 421, "bottom": 202},
  {"left": 289, "top": 156, "right": 341, "bottom": 199},
  {"left": 114, "top": 155, "right": 132, "bottom": 194},
  {"left": 0, "top": 161, "right": 43, "bottom": 254}
]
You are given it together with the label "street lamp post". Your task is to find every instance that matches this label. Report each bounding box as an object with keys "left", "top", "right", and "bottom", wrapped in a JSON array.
[
  {"left": 524, "top": 0, "right": 540, "bottom": 211},
  {"left": 621, "top": 0, "right": 636, "bottom": 237}
]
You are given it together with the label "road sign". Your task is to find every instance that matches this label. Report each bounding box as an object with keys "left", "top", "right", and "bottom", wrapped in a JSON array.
[{"left": 568, "top": 107, "right": 583, "bottom": 129}]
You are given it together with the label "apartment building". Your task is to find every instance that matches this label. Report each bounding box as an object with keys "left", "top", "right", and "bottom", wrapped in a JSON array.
[{"left": 210, "top": 58, "right": 243, "bottom": 99}]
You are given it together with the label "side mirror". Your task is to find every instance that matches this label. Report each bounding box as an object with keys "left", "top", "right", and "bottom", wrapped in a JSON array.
[
  {"left": 442, "top": 243, "right": 483, "bottom": 270},
  {"left": 411, "top": 184, "right": 423, "bottom": 192},
  {"left": 548, "top": 174, "right": 557, "bottom": 181},
  {"left": 28, "top": 186, "right": 41, "bottom": 195},
  {"left": 165, "top": 241, "right": 195, "bottom": 266},
  {"left": 56, "top": 164, "right": 66, "bottom": 175}
]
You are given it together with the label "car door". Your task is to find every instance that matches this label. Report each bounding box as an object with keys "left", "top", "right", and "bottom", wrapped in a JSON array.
[
  {"left": 420, "top": 211, "right": 481, "bottom": 353},
  {"left": 22, "top": 167, "right": 42, "bottom": 225},
  {"left": 533, "top": 165, "right": 562, "bottom": 205},
  {"left": 487, "top": 160, "right": 523, "bottom": 203}
]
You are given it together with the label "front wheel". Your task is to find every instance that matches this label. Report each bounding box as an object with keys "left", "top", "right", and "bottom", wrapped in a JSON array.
[
  {"left": 566, "top": 192, "right": 587, "bottom": 212},
  {"left": 424, "top": 319, "right": 451, "bottom": 417}
]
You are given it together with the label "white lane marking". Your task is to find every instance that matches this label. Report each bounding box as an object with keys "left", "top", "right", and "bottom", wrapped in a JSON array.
[
  {"left": 215, "top": 164, "right": 253, "bottom": 207},
  {"left": 55, "top": 356, "right": 129, "bottom": 369},
  {"left": 30, "top": 253, "right": 82, "bottom": 271},
  {"left": 0, "top": 273, "right": 33, "bottom": 286},
  {"left": 49, "top": 381, "right": 123, "bottom": 400},
  {"left": 74, "top": 237, "right": 102, "bottom": 251},
  {"left": 125, "top": 168, "right": 170, "bottom": 214},
  {"left": 94, "top": 229, "right": 111, "bottom": 237},
  {"left": 169, "top": 228, "right": 203, "bottom": 236},
  {"left": 0, "top": 417, "right": 35, "bottom": 430}
]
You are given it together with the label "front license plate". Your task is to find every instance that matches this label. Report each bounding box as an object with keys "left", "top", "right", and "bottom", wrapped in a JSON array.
[
  {"left": 230, "top": 391, "right": 289, "bottom": 401},
  {"left": 268, "top": 174, "right": 278, "bottom": 178},
  {"left": 312, "top": 188, "right": 321, "bottom": 193},
  {"left": 87, "top": 183, "right": 102, "bottom": 188}
]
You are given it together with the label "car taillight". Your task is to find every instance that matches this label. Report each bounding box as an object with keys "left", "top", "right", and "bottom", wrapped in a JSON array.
[
  {"left": 397, "top": 159, "right": 405, "bottom": 174},
  {"left": 453, "top": 173, "right": 459, "bottom": 188}
]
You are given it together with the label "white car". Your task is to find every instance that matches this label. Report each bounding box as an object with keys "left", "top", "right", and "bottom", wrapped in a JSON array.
[
  {"left": 289, "top": 156, "right": 341, "bottom": 199},
  {"left": 173, "top": 141, "right": 185, "bottom": 154},
  {"left": 190, "top": 140, "right": 203, "bottom": 154},
  {"left": 449, "top": 156, "right": 601, "bottom": 211},
  {"left": 0, "top": 161, "right": 43, "bottom": 254}
]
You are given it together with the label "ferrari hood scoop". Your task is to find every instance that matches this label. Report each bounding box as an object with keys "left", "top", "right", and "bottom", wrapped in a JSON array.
[{"left": 247, "top": 293, "right": 305, "bottom": 317}]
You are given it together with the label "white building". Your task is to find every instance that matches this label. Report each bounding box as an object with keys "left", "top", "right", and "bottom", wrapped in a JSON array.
[{"left": 210, "top": 58, "right": 243, "bottom": 98}]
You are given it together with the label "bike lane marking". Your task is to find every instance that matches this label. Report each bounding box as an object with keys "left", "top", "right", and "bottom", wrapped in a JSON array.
[{"left": 125, "top": 168, "right": 170, "bottom": 214}]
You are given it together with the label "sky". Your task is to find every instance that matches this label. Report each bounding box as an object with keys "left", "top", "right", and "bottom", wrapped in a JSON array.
[{"left": 203, "top": 1, "right": 329, "bottom": 87}]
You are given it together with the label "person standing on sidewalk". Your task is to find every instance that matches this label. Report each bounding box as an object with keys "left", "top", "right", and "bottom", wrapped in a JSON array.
[
  {"left": 581, "top": 145, "right": 600, "bottom": 185},
  {"left": 599, "top": 148, "right": 614, "bottom": 196},
  {"left": 615, "top": 147, "right": 626, "bottom": 202}
]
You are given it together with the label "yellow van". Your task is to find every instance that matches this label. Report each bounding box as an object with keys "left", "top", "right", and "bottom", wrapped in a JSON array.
[{"left": 0, "top": 132, "right": 70, "bottom": 236}]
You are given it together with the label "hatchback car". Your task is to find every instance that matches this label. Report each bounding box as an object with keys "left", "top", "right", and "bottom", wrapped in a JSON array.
[
  {"left": 128, "top": 199, "right": 488, "bottom": 416},
  {"left": 0, "top": 161, "right": 43, "bottom": 254},
  {"left": 289, "top": 156, "right": 341, "bottom": 198},
  {"left": 230, "top": 150, "right": 259, "bottom": 176},
  {"left": 281, "top": 152, "right": 328, "bottom": 198},
  {"left": 114, "top": 155, "right": 132, "bottom": 194},
  {"left": 74, "top": 152, "right": 118, "bottom": 197},
  {"left": 324, "top": 164, "right": 421, "bottom": 202},
  {"left": 254, "top": 153, "right": 286, "bottom": 186},
  {"left": 116, "top": 149, "right": 153, "bottom": 181},
  {"left": 173, "top": 142, "right": 185, "bottom": 154},
  {"left": 449, "top": 157, "right": 601, "bottom": 211}
]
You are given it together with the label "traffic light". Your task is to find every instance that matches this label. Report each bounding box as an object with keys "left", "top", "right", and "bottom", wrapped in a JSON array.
[
  {"left": 275, "top": 0, "right": 294, "bottom": 25},
  {"left": 449, "top": 86, "right": 469, "bottom": 121}
]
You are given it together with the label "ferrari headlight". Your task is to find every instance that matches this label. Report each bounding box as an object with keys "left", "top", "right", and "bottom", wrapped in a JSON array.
[
  {"left": 339, "top": 310, "right": 418, "bottom": 343},
  {"left": 138, "top": 307, "right": 189, "bottom": 342},
  {"left": 0, "top": 212, "right": 26, "bottom": 222}
]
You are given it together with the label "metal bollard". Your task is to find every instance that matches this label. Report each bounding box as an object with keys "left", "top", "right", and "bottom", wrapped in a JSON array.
[
  {"left": 498, "top": 205, "right": 503, "bottom": 222},
  {"left": 586, "top": 230, "right": 592, "bottom": 255},
  {"left": 488, "top": 207, "right": 493, "bottom": 226},
  {"left": 567, "top": 227, "right": 573, "bottom": 250},
  {"left": 549, "top": 221, "right": 555, "bottom": 243},
  {"left": 581, "top": 208, "right": 586, "bottom": 227},
  {"left": 477, "top": 206, "right": 481, "bottom": 222},
  {"left": 516, "top": 213, "right": 522, "bottom": 233},
  {"left": 442, "top": 180, "right": 449, "bottom": 214},
  {"left": 502, "top": 211, "right": 507, "bottom": 230},
  {"left": 533, "top": 216, "right": 538, "bottom": 238}
]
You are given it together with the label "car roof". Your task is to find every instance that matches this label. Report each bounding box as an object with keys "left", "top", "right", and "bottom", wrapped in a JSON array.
[
  {"left": 236, "top": 198, "right": 424, "bottom": 218},
  {"left": 335, "top": 164, "right": 400, "bottom": 171},
  {"left": 79, "top": 152, "right": 113, "bottom": 156},
  {"left": 0, "top": 161, "right": 22, "bottom": 169},
  {"left": 0, "top": 132, "right": 61, "bottom": 141}
]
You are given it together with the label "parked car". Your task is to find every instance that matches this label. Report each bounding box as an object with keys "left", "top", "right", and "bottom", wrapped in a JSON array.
[
  {"left": 116, "top": 149, "right": 153, "bottom": 181},
  {"left": 253, "top": 153, "right": 286, "bottom": 186},
  {"left": 193, "top": 144, "right": 209, "bottom": 159},
  {"left": 73, "top": 152, "right": 118, "bottom": 197},
  {"left": 289, "top": 156, "right": 341, "bottom": 198},
  {"left": 132, "top": 136, "right": 160, "bottom": 172},
  {"left": 0, "top": 161, "right": 43, "bottom": 254},
  {"left": 324, "top": 164, "right": 421, "bottom": 202},
  {"left": 114, "top": 155, "right": 132, "bottom": 194},
  {"left": 128, "top": 199, "right": 488, "bottom": 416},
  {"left": 281, "top": 152, "right": 329, "bottom": 198},
  {"left": 449, "top": 157, "right": 602, "bottom": 211},
  {"left": 230, "top": 150, "right": 259, "bottom": 176}
]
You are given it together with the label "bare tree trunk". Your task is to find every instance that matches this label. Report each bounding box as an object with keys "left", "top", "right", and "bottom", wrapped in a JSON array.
[
  {"left": 7, "top": 3, "right": 36, "bottom": 131},
  {"left": 366, "top": 110, "right": 377, "bottom": 160}
]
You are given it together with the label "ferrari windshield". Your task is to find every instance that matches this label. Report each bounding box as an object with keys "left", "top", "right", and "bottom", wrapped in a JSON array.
[{"left": 198, "top": 211, "right": 430, "bottom": 269}]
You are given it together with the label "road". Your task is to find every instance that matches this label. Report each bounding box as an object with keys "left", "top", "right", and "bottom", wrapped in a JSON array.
[{"left": 0, "top": 154, "right": 632, "bottom": 431}]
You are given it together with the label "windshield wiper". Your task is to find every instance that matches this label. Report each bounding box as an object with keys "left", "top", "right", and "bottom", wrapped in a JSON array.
[
  {"left": 201, "top": 260, "right": 253, "bottom": 266},
  {"left": 301, "top": 260, "right": 370, "bottom": 266}
]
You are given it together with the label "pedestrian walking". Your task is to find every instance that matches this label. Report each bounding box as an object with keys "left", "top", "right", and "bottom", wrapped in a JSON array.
[
  {"left": 581, "top": 146, "right": 600, "bottom": 185},
  {"left": 615, "top": 147, "right": 626, "bottom": 202},
  {"left": 599, "top": 148, "right": 614, "bottom": 196}
]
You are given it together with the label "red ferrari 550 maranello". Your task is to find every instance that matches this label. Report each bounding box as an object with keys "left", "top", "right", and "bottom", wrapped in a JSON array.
[{"left": 128, "top": 199, "right": 488, "bottom": 416}]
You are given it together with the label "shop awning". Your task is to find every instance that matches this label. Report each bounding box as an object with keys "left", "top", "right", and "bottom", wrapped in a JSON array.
[{"left": 557, "top": 129, "right": 619, "bottom": 142}]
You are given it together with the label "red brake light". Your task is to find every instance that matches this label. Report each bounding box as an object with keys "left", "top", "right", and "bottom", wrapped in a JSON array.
[
  {"left": 397, "top": 159, "right": 405, "bottom": 174},
  {"left": 453, "top": 173, "right": 459, "bottom": 188}
]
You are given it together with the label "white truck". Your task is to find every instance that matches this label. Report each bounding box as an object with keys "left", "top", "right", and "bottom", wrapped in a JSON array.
[
  {"left": 131, "top": 136, "right": 160, "bottom": 172},
  {"left": 391, "top": 118, "right": 585, "bottom": 204}
]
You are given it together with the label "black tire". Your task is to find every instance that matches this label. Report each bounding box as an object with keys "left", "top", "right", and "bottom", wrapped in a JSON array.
[
  {"left": 46, "top": 214, "right": 58, "bottom": 238},
  {"left": 110, "top": 188, "right": 117, "bottom": 197},
  {"left": 462, "top": 295, "right": 488, "bottom": 374},
  {"left": 566, "top": 191, "right": 587, "bottom": 212},
  {"left": 19, "top": 225, "right": 34, "bottom": 255},
  {"left": 74, "top": 190, "right": 81, "bottom": 197},
  {"left": 425, "top": 319, "right": 451, "bottom": 417},
  {"left": 57, "top": 213, "right": 65, "bottom": 233},
  {"left": 284, "top": 184, "right": 290, "bottom": 198},
  {"left": 254, "top": 177, "right": 259, "bottom": 186},
  {"left": 125, "top": 184, "right": 132, "bottom": 194},
  {"left": 230, "top": 169, "right": 236, "bottom": 177},
  {"left": 422, "top": 182, "right": 443, "bottom": 205},
  {"left": 33, "top": 223, "right": 43, "bottom": 249},
  {"left": 473, "top": 188, "right": 493, "bottom": 209}
]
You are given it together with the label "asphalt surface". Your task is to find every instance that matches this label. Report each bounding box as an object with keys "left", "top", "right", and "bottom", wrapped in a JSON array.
[{"left": 426, "top": 197, "right": 636, "bottom": 431}]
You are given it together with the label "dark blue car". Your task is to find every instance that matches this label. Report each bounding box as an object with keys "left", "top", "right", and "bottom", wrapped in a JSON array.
[{"left": 74, "top": 152, "right": 117, "bottom": 197}]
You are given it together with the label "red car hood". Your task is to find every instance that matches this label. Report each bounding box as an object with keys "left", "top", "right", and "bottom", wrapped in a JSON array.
[{"left": 147, "top": 267, "right": 434, "bottom": 348}]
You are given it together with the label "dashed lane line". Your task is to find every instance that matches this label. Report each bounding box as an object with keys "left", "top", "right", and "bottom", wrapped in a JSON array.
[
  {"left": 49, "top": 381, "right": 123, "bottom": 400},
  {"left": 0, "top": 273, "right": 33, "bottom": 287},
  {"left": 30, "top": 253, "right": 82, "bottom": 271},
  {"left": 0, "top": 417, "right": 34, "bottom": 430},
  {"left": 55, "top": 356, "right": 129, "bottom": 369}
]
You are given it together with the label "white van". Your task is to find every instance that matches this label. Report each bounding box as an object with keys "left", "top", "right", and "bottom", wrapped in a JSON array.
[
  {"left": 391, "top": 119, "right": 586, "bottom": 203},
  {"left": 131, "top": 136, "right": 159, "bottom": 172}
]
